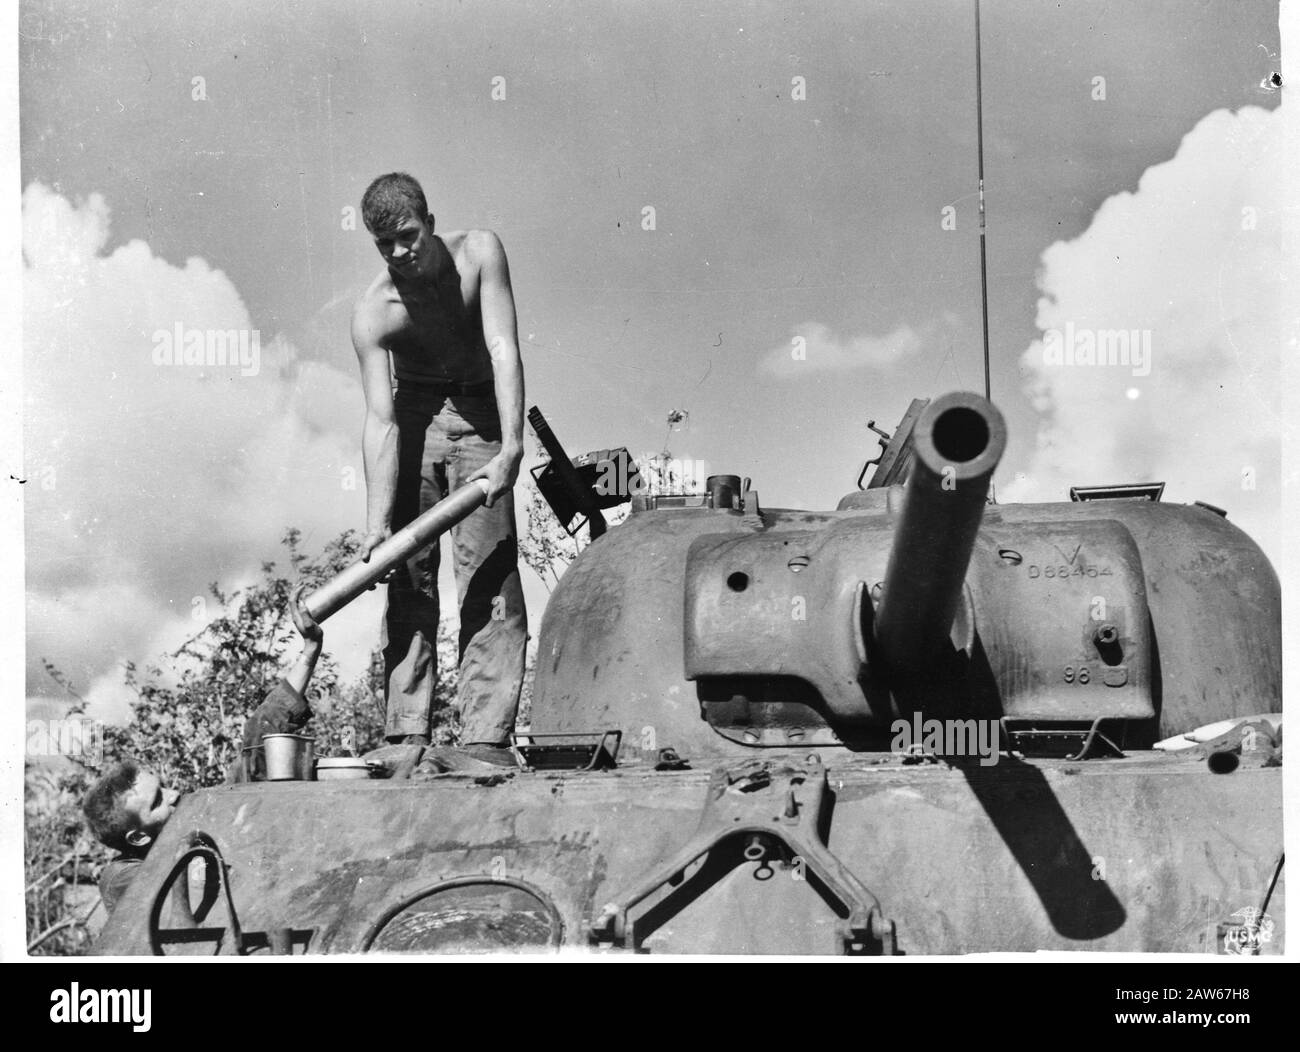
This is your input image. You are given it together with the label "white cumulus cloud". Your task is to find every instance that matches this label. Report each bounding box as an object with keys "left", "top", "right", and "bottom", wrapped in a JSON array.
[
  {"left": 1002, "top": 102, "right": 1288, "bottom": 565},
  {"left": 23, "top": 183, "right": 373, "bottom": 719}
]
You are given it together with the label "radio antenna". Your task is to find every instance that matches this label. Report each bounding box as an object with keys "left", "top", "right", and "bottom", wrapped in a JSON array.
[{"left": 975, "top": 0, "right": 992, "bottom": 401}]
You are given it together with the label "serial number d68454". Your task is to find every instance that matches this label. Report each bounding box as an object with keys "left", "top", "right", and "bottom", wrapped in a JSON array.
[{"left": 1027, "top": 564, "right": 1112, "bottom": 579}]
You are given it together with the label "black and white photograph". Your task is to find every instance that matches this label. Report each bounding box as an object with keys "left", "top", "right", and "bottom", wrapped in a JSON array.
[{"left": 5, "top": 0, "right": 1294, "bottom": 981}]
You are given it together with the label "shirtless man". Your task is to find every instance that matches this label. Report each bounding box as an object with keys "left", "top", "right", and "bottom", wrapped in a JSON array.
[{"left": 352, "top": 173, "right": 527, "bottom": 766}]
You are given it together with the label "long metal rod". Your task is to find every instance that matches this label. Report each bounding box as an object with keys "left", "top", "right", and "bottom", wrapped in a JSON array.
[
  {"left": 301, "top": 479, "right": 490, "bottom": 623},
  {"left": 976, "top": 0, "right": 992, "bottom": 401}
]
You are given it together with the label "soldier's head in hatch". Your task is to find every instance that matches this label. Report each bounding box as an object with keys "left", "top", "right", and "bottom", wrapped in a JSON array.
[{"left": 83, "top": 759, "right": 181, "bottom": 854}]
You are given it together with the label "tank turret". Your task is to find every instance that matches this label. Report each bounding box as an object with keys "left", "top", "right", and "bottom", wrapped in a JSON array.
[{"left": 532, "top": 391, "right": 1276, "bottom": 757}]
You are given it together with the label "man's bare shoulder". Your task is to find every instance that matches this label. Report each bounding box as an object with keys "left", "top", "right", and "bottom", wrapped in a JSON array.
[
  {"left": 352, "top": 270, "right": 401, "bottom": 341},
  {"left": 446, "top": 228, "right": 505, "bottom": 268}
]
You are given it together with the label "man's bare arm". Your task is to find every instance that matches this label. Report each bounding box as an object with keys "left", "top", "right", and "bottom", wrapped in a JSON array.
[
  {"left": 352, "top": 301, "right": 399, "bottom": 558},
  {"left": 286, "top": 583, "right": 324, "bottom": 696},
  {"left": 469, "top": 230, "right": 524, "bottom": 507}
]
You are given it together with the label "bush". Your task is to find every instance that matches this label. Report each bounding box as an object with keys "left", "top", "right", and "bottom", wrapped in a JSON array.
[
  {"left": 25, "top": 763, "right": 106, "bottom": 955},
  {"left": 26, "top": 527, "right": 463, "bottom": 952}
]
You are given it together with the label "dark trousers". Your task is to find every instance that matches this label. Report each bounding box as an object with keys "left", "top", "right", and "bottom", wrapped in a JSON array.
[{"left": 383, "top": 388, "right": 526, "bottom": 745}]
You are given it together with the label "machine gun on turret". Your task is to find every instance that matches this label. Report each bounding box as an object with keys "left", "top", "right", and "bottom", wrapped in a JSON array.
[{"left": 527, "top": 406, "right": 640, "bottom": 539}]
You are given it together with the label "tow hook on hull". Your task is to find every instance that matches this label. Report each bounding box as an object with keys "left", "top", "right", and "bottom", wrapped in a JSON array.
[
  {"left": 590, "top": 755, "right": 897, "bottom": 954},
  {"left": 148, "top": 830, "right": 314, "bottom": 955}
]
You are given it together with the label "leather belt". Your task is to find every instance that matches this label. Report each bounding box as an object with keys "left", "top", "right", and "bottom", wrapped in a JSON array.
[{"left": 396, "top": 378, "right": 495, "bottom": 398}]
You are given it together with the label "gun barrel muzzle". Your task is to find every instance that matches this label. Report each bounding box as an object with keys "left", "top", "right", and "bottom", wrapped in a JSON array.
[{"left": 302, "top": 479, "right": 490, "bottom": 623}]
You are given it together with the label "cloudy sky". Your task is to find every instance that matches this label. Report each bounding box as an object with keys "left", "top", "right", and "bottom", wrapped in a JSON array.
[{"left": 17, "top": 0, "right": 1286, "bottom": 720}]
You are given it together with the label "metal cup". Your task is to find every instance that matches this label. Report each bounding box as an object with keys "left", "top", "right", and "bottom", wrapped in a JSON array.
[{"left": 262, "top": 734, "right": 316, "bottom": 781}]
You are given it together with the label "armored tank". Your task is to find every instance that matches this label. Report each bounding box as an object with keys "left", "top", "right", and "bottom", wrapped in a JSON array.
[{"left": 93, "top": 391, "right": 1283, "bottom": 956}]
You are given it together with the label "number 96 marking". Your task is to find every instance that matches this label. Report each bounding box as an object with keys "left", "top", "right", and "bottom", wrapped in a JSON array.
[{"left": 1063, "top": 665, "right": 1091, "bottom": 684}]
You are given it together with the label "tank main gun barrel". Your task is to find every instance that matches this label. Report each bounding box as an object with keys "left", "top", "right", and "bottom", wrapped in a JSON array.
[
  {"left": 301, "top": 479, "right": 490, "bottom": 624},
  {"left": 873, "top": 392, "right": 1006, "bottom": 678}
]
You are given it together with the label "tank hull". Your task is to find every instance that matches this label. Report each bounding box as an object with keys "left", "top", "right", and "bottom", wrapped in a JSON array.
[{"left": 93, "top": 754, "right": 1283, "bottom": 956}]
